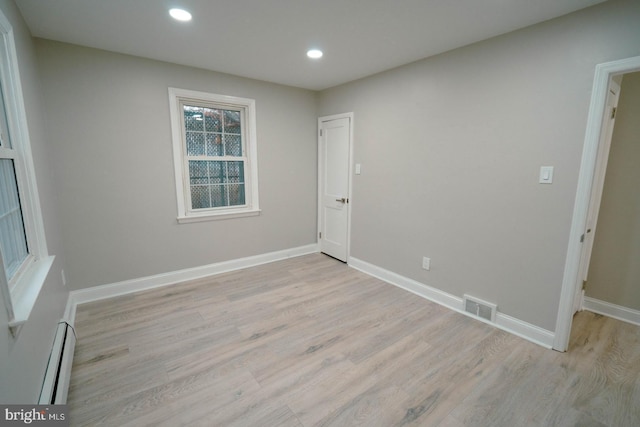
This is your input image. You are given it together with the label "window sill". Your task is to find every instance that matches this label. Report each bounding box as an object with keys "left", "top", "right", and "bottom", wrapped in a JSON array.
[
  {"left": 8, "top": 255, "right": 55, "bottom": 335},
  {"left": 177, "top": 209, "right": 261, "bottom": 224}
]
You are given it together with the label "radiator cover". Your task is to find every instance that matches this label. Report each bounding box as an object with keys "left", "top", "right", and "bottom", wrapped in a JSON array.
[{"left": 39, "top": 321, "right": 76, "bottom": 404}]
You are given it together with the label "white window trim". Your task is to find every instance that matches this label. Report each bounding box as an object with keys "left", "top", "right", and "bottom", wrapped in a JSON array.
[
  {"left": 168, "top": 87, "right": 260, "bottom": 223},
  {"left": 0, "top": 10, "right": 53, "bottom": 335}
]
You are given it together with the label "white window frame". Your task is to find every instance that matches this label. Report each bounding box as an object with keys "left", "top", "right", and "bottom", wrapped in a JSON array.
[
  {"left": 168, "top": 88, "right": 260, "bottom": 223},
  {"left": 0, "top": 10, "right": 54, "bottom": 334}
]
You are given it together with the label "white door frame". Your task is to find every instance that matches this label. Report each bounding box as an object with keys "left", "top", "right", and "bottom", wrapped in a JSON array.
[
  {"left": 571, "top": 77, "right": 620, "bottom": 315},
  {"left": 317, "top": 112, "right": 354, "bottom": 262},
  {"left": 553, "top": 55, "right": 640, "bottom": 351}
]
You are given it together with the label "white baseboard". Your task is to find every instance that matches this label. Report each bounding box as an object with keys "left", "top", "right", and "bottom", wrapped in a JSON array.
[
  {"left": 348, "top": 257, "right": 554, "bottom": 348},
  {"left": 61, "top": 246, "right": 555, "bottom": 348},
  {"left": 63, "top": 243, "right": 319, "bottom": 326},
  {"left": 583, "top": 297, "right": 640, "bottom": 326},
  {"left": 494, "top": 312, "right": 554, "bottom": 348}
]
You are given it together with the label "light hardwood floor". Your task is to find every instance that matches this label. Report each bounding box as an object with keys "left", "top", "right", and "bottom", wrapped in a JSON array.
[{"left": 67, "top": 254, "right": 640, "bottom": 426}]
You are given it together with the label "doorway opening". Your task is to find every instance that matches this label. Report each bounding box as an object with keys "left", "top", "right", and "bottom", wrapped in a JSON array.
[
  {"left": 554, "top": 56, "right": 640, "bottom": 352},
  {"left": 581, "top": 71, "right": 640, "bottom": 324}
]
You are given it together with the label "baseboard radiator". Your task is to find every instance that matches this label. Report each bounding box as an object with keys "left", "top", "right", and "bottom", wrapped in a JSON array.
[{"left": 39, "top": 321, "right": 76, "bottom": 404}]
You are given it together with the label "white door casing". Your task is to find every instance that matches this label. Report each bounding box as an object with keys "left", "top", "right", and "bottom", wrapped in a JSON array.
[
  {"left": 571, "top": 78, "right": 620, "bottom": 314},
  {"left": 554, "top": 55, "right": 640, "bottom": 352},
  {"left": 318, "top": 114, "right": 353, "bottom": 262}
]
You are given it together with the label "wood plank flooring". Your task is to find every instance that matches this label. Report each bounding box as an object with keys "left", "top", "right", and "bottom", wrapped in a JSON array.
[{"left": 67, "top": 254, "right": 640, "bottom": 426}]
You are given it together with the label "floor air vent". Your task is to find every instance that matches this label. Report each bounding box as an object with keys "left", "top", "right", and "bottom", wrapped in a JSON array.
[
  {"left": 463, "top": 294, "right": 497, "bottom": 322},
  {"left": 39, "top": 321, "right": 76, "bottom": 404}
]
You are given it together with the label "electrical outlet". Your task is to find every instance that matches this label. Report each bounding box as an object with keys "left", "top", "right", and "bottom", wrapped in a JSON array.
[
  {"left": 61, "top": 269, "right": 67, "bottom": 287},
  {"left": 422, "top": 257, "right": 431, "bottom": 270}
]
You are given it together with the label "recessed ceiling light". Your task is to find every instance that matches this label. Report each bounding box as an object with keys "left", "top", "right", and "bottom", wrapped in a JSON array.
[
  {"left": 169, "top": 8, "right": 192, "bottom": 22},
  {"left": 307, "top": 49, "right": 323, "bottom": 59}
]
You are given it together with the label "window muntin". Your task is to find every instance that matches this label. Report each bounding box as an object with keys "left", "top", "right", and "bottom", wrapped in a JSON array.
[
  {"left": 182, "top": 104, "right": 247, "bottom": 210},
  {"left": 189, "top": 160, "right": 246, "bottom": 209},
  {"left": 169, "top": 88, "right": 259, "bottom": 222}
]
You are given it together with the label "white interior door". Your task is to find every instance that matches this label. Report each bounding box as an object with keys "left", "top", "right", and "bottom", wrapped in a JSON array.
[
  {"left": 572, "top": 77, "right": 621, "bottom": 313},
  {"left": 318, "top": 115, "right": 352, "bottom": 262}
]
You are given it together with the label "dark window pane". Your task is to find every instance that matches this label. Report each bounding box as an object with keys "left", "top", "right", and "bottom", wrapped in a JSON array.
[
  {"left": 208, "top": 161, "right": 225, "bottom": 184},
  {"left": 226, "top": 161, "right": 244, "bottom": 183},
  {"left": 204, "top": 108, "right": 222, "bottom": 132},
  {"left": 206, "top": 133, "right": 223, "bottom": 156},
  {"left": 210, "top": 184, "right": 227, "bottom": 208},
  {"left": 188, "top": 160, "right": 246, "bottom": 209},
  {"left": 224, "top": 134, "right": 242, "bottom": 157},
  {"left": 190, "top": 185, "right": 212, "bottom": 209},
  {"left": 227, "top": 183, "right": 246, "bottom": 206},
  {"left": 224, "top": 110, "right": 241, "bottom": 133},
  {"left": 183, "top": 105, "right": 205, "bottom": 131},
  {"left": 0, "top": 159, "right": 29, "bottom": 280},
  {"left": 186, "top": 132, "right": 205, "bottom": 156}
]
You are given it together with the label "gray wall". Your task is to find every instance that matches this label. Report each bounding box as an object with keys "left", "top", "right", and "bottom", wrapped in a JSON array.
[
  {"left": 586, "top": 71, "right": 640, "bottom": 311},
  {"left": 4, "top": 0, "right": 640, "bottom": 403},
  {"left": 318, "top": 0, "right": 640, "bottom": 331},
  {"left": 0, "top": 0, "right": 69, "bottom": 403},
  {"left": 36, "top": 40, "right": 319, "bottom": 290}
]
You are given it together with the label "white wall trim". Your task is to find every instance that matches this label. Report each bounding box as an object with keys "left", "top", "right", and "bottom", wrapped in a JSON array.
[
  {"left": 349, "top": 257, "right": 554, "bottom": 349},
  {"left": 583, "top": 297, "right": 640, "bottom": 327},
  {"left": 554, "top": 55, "right": 640, "bottom": 352},
  {"left": 349, "top": 257, "right": 462, "bottom": 308},
  {"left": 168, "top": 87, "right": 260, "bottom": 222},
  {"left": 494, "top": 312, "right": 554, "bottom": 349},
  {"left": 63, "top": 243, "right": 319, "bottom": 326},
  {"left": 61, "top": 245, "right": 556, "bottom": 348}
]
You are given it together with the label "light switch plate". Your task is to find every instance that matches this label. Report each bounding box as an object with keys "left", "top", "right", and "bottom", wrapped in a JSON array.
[{"left": 539, "top": 166, "right": 554, "bottom": 184}]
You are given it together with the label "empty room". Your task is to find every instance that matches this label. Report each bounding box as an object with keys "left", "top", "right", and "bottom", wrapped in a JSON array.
[{"left": 1, "top": 0, "right": 640, "bottom": 425}]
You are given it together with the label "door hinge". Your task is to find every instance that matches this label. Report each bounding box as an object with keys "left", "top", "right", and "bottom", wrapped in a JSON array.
[
  {"left": 319, "top": 231, "right": 322, "bottom": 239},
  {"left": 582, "top": 280, "right": 587, "bottom": 290},
  {"left": 319, "top": 129, "right": 323, "bottom": 137},
  {"left": 580, "top": 233, "right": 585, "bottom": 243},
  {"left": 611, "top": 107, "right": 617, "bottom": 119}
]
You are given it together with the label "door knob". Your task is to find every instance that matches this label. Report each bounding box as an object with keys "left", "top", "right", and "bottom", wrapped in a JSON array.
[{"left": 336, "top": 198, "right": 347, "bottom": 203}]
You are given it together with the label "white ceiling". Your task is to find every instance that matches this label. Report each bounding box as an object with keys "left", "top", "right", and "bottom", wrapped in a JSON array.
[{"left": 15, "top": 0, "right": 605, "bottom": 91}]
